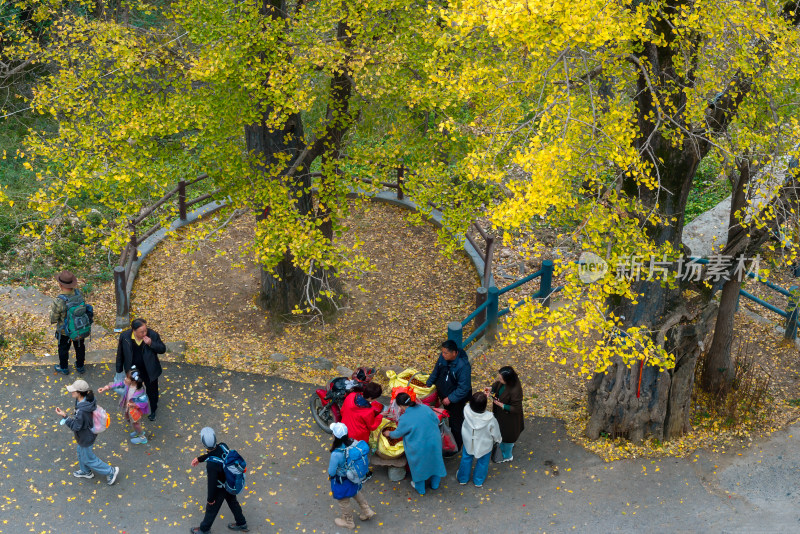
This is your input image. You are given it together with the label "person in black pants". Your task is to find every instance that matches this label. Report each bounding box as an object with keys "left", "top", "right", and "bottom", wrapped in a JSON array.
[
  {"left": 426, "top": 339, "right": 472, "bottom": 452},
  {"left": 190, "top": 427, "right": 248, "bottom": 533},
  {"left": 115, "top": 318, "right": 166, "bottom": 421},
  {"left": 50, "top": 270, "right": 86, "bottom": 375}
]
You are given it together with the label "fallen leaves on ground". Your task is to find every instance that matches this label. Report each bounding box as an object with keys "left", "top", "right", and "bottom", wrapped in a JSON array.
[{"left": 107, "top": 201, "right": 477, "bottom": 387}]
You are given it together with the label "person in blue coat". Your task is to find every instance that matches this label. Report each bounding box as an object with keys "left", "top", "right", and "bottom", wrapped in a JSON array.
[
  {"left": 384, "top": 393, "right": 447, "bottom": 495},
  {"left": 426, "top": 339, "right": 472, "bottom": 451}
]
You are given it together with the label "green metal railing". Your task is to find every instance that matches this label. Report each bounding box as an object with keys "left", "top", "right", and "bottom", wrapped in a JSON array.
[
  {"left": 447, "top": 259, "right": 557, "bottom": 348},
  {"left": 447, "top": 256, "right": 800, "bottom": 350}
]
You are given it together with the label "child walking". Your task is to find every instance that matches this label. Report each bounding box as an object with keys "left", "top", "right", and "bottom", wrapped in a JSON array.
[
  {"left": 55, "top": 379, "right": 120, "bottom": 485},
  {"left": 457, "top": 391, "right": 502, "bottom": 488},
  {"left": 98, "top": 367, "right": 150, "bottom": 444}
]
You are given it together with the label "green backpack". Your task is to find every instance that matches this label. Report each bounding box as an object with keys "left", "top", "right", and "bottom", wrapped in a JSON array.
[{"left": 58, "top": 290, "right": 94, "bottom": 341}]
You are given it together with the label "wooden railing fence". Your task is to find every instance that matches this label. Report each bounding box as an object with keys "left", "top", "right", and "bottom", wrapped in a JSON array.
[
  {"left": 111, "top": 165, "right": 497, "bottom": 332},
  {"left": 114, "top": 173, "right": 216, "bottom": 329}
]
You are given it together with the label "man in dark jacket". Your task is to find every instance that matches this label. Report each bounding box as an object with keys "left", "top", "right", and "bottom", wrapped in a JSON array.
[
  {"left": 115, "top": 318, "right": 166, "bottom": 420},
  {"left": 426, "top": 339, "right": 472, "bottom": 451},
  {"left": 190, "top": 427, "right": 249, "bottom": 533}
]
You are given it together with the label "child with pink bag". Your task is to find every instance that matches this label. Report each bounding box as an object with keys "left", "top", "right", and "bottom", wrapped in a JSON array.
[{"left": 98, "top": 367, "right": 150, "bottom": 444}]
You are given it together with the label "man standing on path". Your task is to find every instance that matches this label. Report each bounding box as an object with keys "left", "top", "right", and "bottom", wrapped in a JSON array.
[
  {"left": 190, "top": 427, "right": 249, "bottom": 533},
  {"left": 115, "top": 318, "right": 166, "bottom": 421},
  {"left": 50, "top": 270, "right": 86, "bottom": 375},
  {"left": 426, "top": 339, "right": 472, "bottom": 452}
]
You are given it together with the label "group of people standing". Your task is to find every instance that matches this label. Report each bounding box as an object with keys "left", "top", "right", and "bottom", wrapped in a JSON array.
[
  {"left": 49, "top": 271, "right": 526, "bottom": 532},
  {"left": 51, "top": 271, "right": 167, "bottom": 471},
  {"left": 327, "top": 339, "right": 525, "bottom": 529},
  {"left": 53, "top": 310, "right": 167, "bottom": 478}
]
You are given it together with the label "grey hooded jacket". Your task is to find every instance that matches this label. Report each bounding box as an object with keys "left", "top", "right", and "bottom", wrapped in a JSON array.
[{"left": 64, "top": 397, "right": 97, "bottom": 447}]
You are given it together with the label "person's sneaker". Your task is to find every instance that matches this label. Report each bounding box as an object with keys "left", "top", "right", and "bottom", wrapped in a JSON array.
[
  {"left": 227, "top": 524, "right": 250, "bottom": 532},
  {"left": 459, "top": 481, "right": 467, "bottom": 485},
  {"left": 72, "top": 470, "right": 94, "bottom": 479},
  {"left": 131, "top": 435, "right": 148, "bottom": 445},
  {"left": 499, "top": 456, "right": 513, "bottom": 463},
  {"left": 148, "top": 410, "right": 157, "bottom": 421},
  {"left": 106, "top": 466, "right": 119, "bottom": 486},
  {"left": 76, "top": 366, "right": 86, "bottom": 374},
  {"left": 129, "top": 430, "right": 139, "bottom": 437},
  {"left": 474, "top": 483, "right": 483, "bottom": 488},
  {"left": 53, "top": 365, "right": 69, "bottom": 375}
]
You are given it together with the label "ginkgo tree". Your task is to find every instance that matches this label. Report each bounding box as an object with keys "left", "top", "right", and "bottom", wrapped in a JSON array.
[
  {"left": 22, "top": 0, "right": 800, "bottom": 443},
  {"left": 23, "top": 0, "right": 477, "bottom": 315},
  {"left": 428, "top": 0, "right": 800, "bottom": 441}
]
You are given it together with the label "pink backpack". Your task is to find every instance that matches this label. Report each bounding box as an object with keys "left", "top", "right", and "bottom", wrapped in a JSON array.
[{"left": 91, "top": 405, "right": 110, "bottom": 434}]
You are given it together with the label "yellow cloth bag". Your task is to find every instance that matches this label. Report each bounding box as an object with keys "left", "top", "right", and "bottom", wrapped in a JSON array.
[
  {"left": 372, "top": 418, "right": 405, "bottom": 459},
  {"left": 386, "top": 369, "right": 436, "bottom": 399}
]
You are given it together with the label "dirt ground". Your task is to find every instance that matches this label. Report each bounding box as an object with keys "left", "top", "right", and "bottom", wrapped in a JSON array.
[{"left": 88, "top": 201, "right": 478, "bottom": 386}]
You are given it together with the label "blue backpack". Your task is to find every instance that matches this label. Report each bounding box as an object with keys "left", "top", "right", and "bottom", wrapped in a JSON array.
[
  {"left": 207, "top": 444, "right": 246, "bottom": 495},
  {"left": 344, "top": 440, "right": 370, "bottom": 484}
]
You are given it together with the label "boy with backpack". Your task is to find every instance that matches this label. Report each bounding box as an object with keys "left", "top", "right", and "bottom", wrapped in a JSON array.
[
  {"left": 190, "top": 427, "right": 249, "bottom": 533},
  {"left": 50, "top": 270, "right": 93, "bottom": 375},
  {"left": 327, "top": 422, "right": 376, "bottom": 530}
]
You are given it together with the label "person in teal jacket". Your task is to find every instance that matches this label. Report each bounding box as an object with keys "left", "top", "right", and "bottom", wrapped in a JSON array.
[{"left": 384, "top": 393, "right": 447, "bottom": 495}]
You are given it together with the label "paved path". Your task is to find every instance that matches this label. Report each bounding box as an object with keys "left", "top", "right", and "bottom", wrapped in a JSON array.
[{"left": 1, "top": 363, "right": 798, "bottom": 534}]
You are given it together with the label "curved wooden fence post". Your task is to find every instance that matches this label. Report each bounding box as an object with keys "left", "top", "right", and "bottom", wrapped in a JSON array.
[
  {"left": 178, "top": 179, "right": 187, "bottom": 221},
  {"left": 113, "top": 266, "right": 130, "bottom": 332},
  {"left": 483, "top": 236, "right": 495, "bottom": 288},
  {"left": 396, "top": 166, "right": 404, "bottom": 200}
]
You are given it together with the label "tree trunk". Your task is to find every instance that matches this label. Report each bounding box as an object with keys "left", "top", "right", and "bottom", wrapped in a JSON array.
[
  {"left": 586, "top": 302, "right": 718, "bottom": 442},
  {"left": 585, "top": 1, "right": 798, "bottom": 441},
  {"left": 259, "top": 251, "right": 310, "bottom": 317},
  {"left": 701, "top": 160, "right": 751, "bottom": 396},
  {"left": 701, "top": 277, "right": 739, "bottom": 396},
  {"left": 247, "top": 112, "right": 312, "bottom": 316}
]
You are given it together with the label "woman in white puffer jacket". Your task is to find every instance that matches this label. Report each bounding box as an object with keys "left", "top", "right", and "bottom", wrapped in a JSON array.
[{"left": 456, "top": 392, "right": 502, "bottom": 488}]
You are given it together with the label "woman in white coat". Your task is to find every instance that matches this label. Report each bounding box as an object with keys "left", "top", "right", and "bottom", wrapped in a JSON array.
[{"left": 456, "top": 391, "right": 502, "bottom": 487}]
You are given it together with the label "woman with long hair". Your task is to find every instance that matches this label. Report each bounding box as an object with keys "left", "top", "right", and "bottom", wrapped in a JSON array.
[{"left": 489, "top": 366, "right": 524, "bottom": 462}]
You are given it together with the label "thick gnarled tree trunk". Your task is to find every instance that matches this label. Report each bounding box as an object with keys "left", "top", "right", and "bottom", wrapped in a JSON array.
[
  {"left": 586, "top": 303, "right": 718, "bottom": 442},
  {"left": 585, "top": 0, "right": 728, "bottom": 442},
  {"left": 584, "top": 0, "right": 800, "bottom": 442}
]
